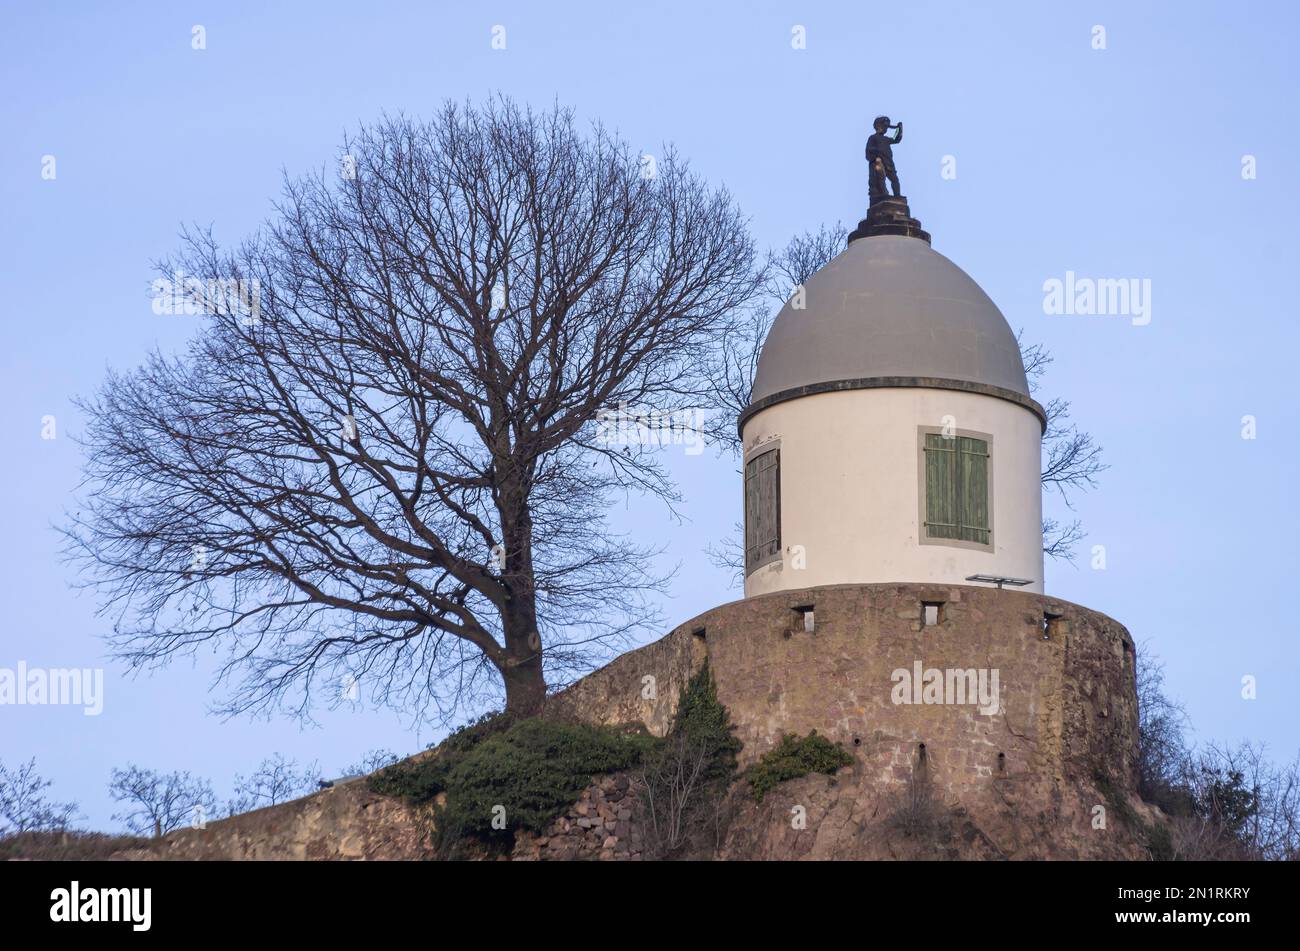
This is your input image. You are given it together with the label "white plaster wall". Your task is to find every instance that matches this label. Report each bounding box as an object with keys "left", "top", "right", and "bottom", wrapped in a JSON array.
[{"left": 742, "top": 387, "right": 1044, "bottom": 596}]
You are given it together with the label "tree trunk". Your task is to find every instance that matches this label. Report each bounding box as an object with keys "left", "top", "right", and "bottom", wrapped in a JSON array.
[
  {"left": 497, "top": 473, "right": 547, "bottom": 717},
  {"left": 499, "top": 571, "right": 545, "bottom": 716},
  {"left": 501, "top": 653, "right": 547, "bottom": 717}
]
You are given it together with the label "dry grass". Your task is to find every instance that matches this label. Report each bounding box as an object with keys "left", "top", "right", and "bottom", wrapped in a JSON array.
[{"left": 0, "top": 830, "right": 150, "bottom": 861}]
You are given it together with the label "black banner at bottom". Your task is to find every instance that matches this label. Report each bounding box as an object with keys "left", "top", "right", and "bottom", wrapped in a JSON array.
[{"left": 0, "top": 859, "right": 1287, "bottom": 938}]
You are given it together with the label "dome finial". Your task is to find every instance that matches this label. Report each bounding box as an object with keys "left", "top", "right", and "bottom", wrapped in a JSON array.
[{"left": 848, "top": 116, "right": 930, "bottom": 245}]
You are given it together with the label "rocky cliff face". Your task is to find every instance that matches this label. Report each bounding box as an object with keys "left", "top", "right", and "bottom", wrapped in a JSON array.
[{"left": 116, "top": 584, "right": 1152, "bottom": 861}]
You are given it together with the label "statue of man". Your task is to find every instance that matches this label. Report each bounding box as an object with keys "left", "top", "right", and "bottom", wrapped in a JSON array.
[{"left": 866, "top": 116, "right": 903, "bottom": 203}]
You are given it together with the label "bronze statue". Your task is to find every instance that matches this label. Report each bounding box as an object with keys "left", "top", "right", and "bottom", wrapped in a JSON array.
[
  {"left": 866, "top": 116, "right": 903, "bottom": 204},
  {"left": 847, "top": 116, "right": 929, "bottom": 244}
]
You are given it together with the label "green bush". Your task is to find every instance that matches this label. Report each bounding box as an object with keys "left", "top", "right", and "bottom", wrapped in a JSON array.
[
  {"left": 370, "top": 664, "right": 743, "bottom": 857},
  {"left": 438, "top": 719, "right": 658, "bottom": 842},
  {"left": 370, "top": 713, "right": 658, "bottom": 853},
  {"left": 637, "top": 662, "right": 743, "bottom": 857},
  {"left": 368, "top": 710, "right": 511, "bottom": 804},
  {"left": 746, "top": 731, "right": 853, "bottom": 802},
  {"left": 665, "top": 661, "right": 743, "bottom": 786}
]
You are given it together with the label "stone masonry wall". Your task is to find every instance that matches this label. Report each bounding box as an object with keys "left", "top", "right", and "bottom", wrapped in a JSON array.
[
  {"left": 114, "top": 777, "right": 435, "bottom": 860},
  {"left": 119, "top": 583, "right": 1142, "bottom": 860},
  {"left": 550, "top": 582, "right": 1141, "bottom": 858},
  {"left": 511, "top": 773, "right": 644, "bottom": 861}
]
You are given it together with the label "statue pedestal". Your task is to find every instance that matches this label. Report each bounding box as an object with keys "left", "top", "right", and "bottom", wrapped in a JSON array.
[{"left": 848, "top": 196, "right": 931, "bottom": 245}]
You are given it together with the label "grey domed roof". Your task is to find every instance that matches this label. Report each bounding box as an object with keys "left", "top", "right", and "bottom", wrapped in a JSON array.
[{"left": 749, "top": 235, "right": 1034, "bottom": 414}]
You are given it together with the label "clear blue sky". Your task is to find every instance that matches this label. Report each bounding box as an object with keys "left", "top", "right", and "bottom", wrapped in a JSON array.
[{"left": 2, "top": 1, "right": 1296, "bottom": 830}]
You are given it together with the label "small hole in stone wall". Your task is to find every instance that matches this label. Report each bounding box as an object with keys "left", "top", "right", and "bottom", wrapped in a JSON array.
[
  {"left": 1042, "top": 612, "right": 1062, "bottom": 640},
  {"left": 922, "top": 601, "right": 944, "bottom": 626},
  {"left": 853, "top": 736, "right": 861, "bottom": 746},
  {"left": 997, "top": 752, "right": 1006, "bottom": 773},
  {"left": 917, "top": 743, "right": 927, "bottom": 761},
  {"left": 793, "top": 604, "right": 815, "bottom": 633},
  {"left": 691, "top": 626, "right": 706, "bottom": 639}
]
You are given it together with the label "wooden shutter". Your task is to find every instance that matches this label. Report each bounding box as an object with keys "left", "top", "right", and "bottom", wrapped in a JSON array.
[
  {"left": 924, "top": 432, "right": 990, "bottom": 544},
  {"left": 923, "top": 433, "right": 959, "bottom": 539},
  {"left": 957, "top": 436, "right": 990, "bottom": 543},
  {"left": 744, "top": 448, "right": 781, "bottom": 573}
]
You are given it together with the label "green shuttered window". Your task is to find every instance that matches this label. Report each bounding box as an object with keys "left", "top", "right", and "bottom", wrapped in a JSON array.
[
  {"left": 745, "top": 448, "right": 781, "bottom": 574},
  {"left": 923, "top": 433, "right": 990, "bottom": 545}
]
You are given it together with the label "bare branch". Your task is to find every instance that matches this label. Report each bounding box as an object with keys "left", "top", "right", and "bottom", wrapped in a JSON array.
[
  {"left": 1041, "top": 517, "right": 1085, "bottom": 563},
  {"left": 766, "top": 221, "right": 847, "bottom": 298}
]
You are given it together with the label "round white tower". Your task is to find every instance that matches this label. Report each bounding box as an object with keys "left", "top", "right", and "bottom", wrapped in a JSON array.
[{"left": 741, "top": 207, "right": 1046, "bottom": 597}]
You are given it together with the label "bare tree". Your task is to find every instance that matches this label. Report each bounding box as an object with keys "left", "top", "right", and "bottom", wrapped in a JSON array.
[
  {"left": 1248, "top": 745, "right": 1300, "bottom": 861},
  {"left": 704, "top": 224, "right": 1107, "bottom": 573},
  {"left": 1134, "top": 649, "right": 1299, "bottom": 860},
  {"left": 1135, "top": 644, "right": 1192, "bottom": 809},
  {"left": 108, "top": 765, "right": 216, "bottom": 837},
  {"left": 227, "top": 754, "right": 319, "bottom": 815},
  {"left": 633, "top": 664, "right": 739, "bottom": 858},
  {"left": 1191, "top": 741, "right": 1300, "bottom": 861},
  {"left": 636, "top": 729, "right": 716, "bottom": 857},
  {"left": 66, "top": 98, "right": 762, "bottom": 722},
  {"left": 341, "top": 748, "right": 399, "bottom": 778},
  {"left": 0, "top": 759, "right": 79, "bottom": 835}
]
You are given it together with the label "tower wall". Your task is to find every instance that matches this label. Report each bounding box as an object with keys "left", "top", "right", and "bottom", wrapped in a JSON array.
[
  {"left": 742, "top": 387, "right": 1044, "bottom": 596},
  {"left": 549, "top": 582, "right": 1141, "bottom": 858}
]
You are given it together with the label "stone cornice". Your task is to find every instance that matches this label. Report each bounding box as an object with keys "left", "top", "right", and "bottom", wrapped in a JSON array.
[{"left": 739, "top": 376, "right": 1048, "bottom": 435}]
